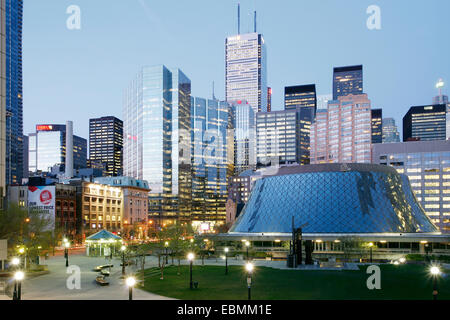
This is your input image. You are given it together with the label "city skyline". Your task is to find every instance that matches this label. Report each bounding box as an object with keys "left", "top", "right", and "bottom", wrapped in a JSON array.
[{"left": 22, "top": 0, "right": 450, "bottom": 141}]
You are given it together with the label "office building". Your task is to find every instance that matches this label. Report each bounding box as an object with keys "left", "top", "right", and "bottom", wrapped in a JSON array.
[
  {"left": 191, "top": 97, "right": 233, "bottom": 229},
  {"left": 371, "top": 109, "right": 383, "bottom": 144},
  {"left": 333, "top": 65, "right": 363, "bottom": 100},
  {"left": 94, "top": 176, "right": 150, "bottom": 239},
  {"left": 5, "top": 0, "right": 23, "bottom": 186},
  {"left": 22, "top": 134, "right": 28, "bottom": 179},
  {"left": 284, "top": 84, "right": 317, "bottom": 164},
  {"left": 0, "top": 0, "right": 5, "bottom": 202},
  {"left": 382, "top": 118, "right": 400, "bottom": 143},
  {"left": 225, "top": 32, "right": 267, "bottom": 114},
  {"left": 310, "top": 94, "right": 372, "bottom": 164},
  {"left": 230, "top": 100, "right": 256, "bottom": 175},
  {"left": 124, "top": 65, "right": 192, "bottom": 225},
  {"left": 28, "top": 124, "right": 87, "bottom": 174},
  {"left": 403, "top": 105, "right": 447, "bottom": 142},
  {"left": 317, "top": 94, "right": 332, "bottom": 110},
  {"left": 267, "top": 87, "right": 272, "bottom": 112},
  {"left": 89, "top": 116, "right": 123, "bottom": 177},
  {"left": 256, "top": 109, "right": 299, "bottom": 166},
  {"left": 373, "top": 140, "right": 450, "bottom": 232}
]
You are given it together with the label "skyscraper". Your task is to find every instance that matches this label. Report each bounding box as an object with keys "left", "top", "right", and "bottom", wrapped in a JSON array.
[
  {"left": 28, "top": 124, "right": 87, "bottom": 173},
  {"left": 191, "top": 97, "right": 233, "bottom": 227},
  {"left": 333, "top": 65, "right": 363, "bottom": 100},
  {"left": 285, "top": 84, "right": 317, "bottom": 164},
  {"left": 89, "top": 116, "right": 123, "bottom": 176},
  {"left": 382, "top": 118, "right": 400, "bottom": 143},
  {"left": 5, "top": 0, "right": 23, "bottom": 185},
  {"left": 225, "top": 32, "right": 267, "bottom": 114},
  {"left": 267, "top": 87, "right": 272, "bottom": 112},
  {"left": 230, "top": 100, "right": 256, "bottom": 175},
  {"left": 0, "top": 0, "right": 6, "bottom": 201},
  {"left": 310, "top": 94, "right": 372, "bottom": 164},
  {"left": 403, "top": 105, "right": 447, "bottom": 142},
  {"left": 371, "top": 109, "right": 383, "bottom": 144},
  {"left": 256, "top": 109, "right": 299, "bottom": 166},
  {"left": 124, "top": 65, "right": 192, "bottom": 225}
]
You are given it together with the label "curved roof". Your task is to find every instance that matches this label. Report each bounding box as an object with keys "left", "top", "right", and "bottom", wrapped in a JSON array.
[
  {"left": 229, "top": 164, "right": 438, "bottom": 234},
  {"left": 86, "top": 229, "right": 122, "bottom": 241}
]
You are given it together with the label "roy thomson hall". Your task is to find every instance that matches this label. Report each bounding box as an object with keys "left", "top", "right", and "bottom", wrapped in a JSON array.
[{"left": 213, "top": 164, "right": 450, "bottom": 261}]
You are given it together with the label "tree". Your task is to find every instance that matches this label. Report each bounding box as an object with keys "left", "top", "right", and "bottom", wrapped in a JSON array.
[{"left": 339, "top": 236, "right": 366, "bottom": 262}]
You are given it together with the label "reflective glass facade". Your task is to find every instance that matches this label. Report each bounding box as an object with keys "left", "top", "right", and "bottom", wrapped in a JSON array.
[
  {"left": 333, "top": 65, "right": 363, "bottom": 100},
  {"left": 382, "top": 118, "right": 400, "bottom": 143},
  {"left": 225, "top": 33, "right": 267, "bottom": 114},
  {"left": 124, "top": 65, "right": 192, "bottom": 223},
  {"left": 371, "top": 109, "right": 382, "bottom": 144},
  {"left": 256, "top": 109, "right": 298, "bottom": 166},
  {"left": 28, "top": 125, "right": 87, "bottom": 173},
  {"left": 191, "top": 97, "right": 233, "bottom": 224},
  {"left": 5, "top": 0, "right": 23, "bottom": 185},
  {"left": 230, "top": 101, "right": 256, "bottom": 175},
  {"left": 230, "top": 164, "right": 438, "bottom": 234},
  {"left": 403, "top": 104, "right": 447, "bottom": 142},
  {"left": 373, "top": 140, "right": 450, "bottom": 232}
]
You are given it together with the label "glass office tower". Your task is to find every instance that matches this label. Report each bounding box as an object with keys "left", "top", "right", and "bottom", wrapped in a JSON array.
[
  {"left": 403, "top": 105, "right": 447, "bottom": 142},
  {"left": 256, "top": 109, "right": 299, "bottom": 166},
  {"left": 284, "top": 84, "right": 317, "bottom": 164},
  {"left": 333, "top": 65, "right": 363, "bottom": 100},
  {"left": 230, "top": 101, "right": 256, "bottom": 175},
  {"left": 124, "top": 65, "right": 192, "bottom": 225},
  {"left": 225, "top": 32, "right": 267, "bottom": 114},
  {"left": 0, "top": 0, "right": 6, "bottom": 199},
  {"left": 382, "top": 118, "right": 400, "bottom": 143},
  {"left": 5, "top": 0, "right": 23, "bottom": 185},
  {"left": 371, "top": 109, "right": 383, "bottom": 144},
  {"left": 28, "top": 124, "right": 87, "bottom": 173},
  {"left": 191, "top": 97, "right": 233, "bottom": 228},
  {"left": 89, "top": 116, "right": 123, "bottom": 176}
]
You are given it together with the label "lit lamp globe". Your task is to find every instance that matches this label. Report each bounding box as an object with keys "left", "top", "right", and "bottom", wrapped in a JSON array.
[
  {"left": 126, "top": 276, "right": 136, "bottom": 287},
  {"left": 430, "top": 266, "right": 441, "bottom": 276},
  {"left": 399, "top": 257, "right": 406, "bottom": 264},
  {"left": 224, "top": 247, "right": 229, "bottom": 253},
  {"left": 14, "top": 271, "right": 25, "bottom": 281},
  {"left": 11, "top": 257, "right": 20, "bottom": 266},
  {"left": 121, "top": 245, "right": 126, "bottom": 251},
  {"left": 187, "top": 253, "right": 195, "bottom": 261},
  {"left": 245, "top": 262, "right": 254, "bottom": 274},
  {"left": 64, "top": 242, "right": 70, "bottom": 249},
  {"left": 18, "top": 248, "right": 25, "bottom": 254}
]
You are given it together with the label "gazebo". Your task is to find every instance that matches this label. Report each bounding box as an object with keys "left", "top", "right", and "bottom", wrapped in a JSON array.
[{"left": 85, "top": 230, "right": 123, "bottom": 257}]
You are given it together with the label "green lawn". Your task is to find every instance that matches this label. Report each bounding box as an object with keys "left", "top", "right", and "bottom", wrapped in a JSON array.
[{"left": 140, "top": 264, "right": 450, "bottom": 300}]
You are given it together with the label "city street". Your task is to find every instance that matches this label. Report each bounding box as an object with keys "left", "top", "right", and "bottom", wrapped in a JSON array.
[{"left": 18, "top": 254, "right": 173, "bottom": 300}]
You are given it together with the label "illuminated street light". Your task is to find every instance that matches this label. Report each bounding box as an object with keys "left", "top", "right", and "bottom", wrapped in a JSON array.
[
  {"left": 430, "top": 266, "right": 441, "bottom": 301},
  {"left": 187, "top": 253, "right": 195, "bottom": 289},
  {"left": 121, "top": 245, "right": 126, "bottom": 275},
  {"left": 13, "top": 271, "right": 25, "bottom": 300},
  {"left": 368, "top": 242, "right": 374, "bottom": 263},
  {"left": 224, "top": 247, "right": 229, "bottom": 275},
  {"left": 245, "top": 263, "right": 254, "bottom": 300},
  {"left": 126, "top": 276, "right": 136, "bottom": 300},
  {"left": 64, "top": 241, "right": 70, "bottom": 267},
  {"left": 399, "top": 257, "right": 406, "bottom": 264},
  {"left": 245, "top": 241, "right": 250, "bottom": 261},
  {"left": 165, "top": 241, "right": 169, "bottom": 265}
]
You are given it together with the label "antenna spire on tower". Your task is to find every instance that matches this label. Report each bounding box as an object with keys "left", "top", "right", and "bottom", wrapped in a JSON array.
[
  {"left": 238, "top": 3, "right": 241, "bottom": 35},
  {"left": 254, "top": 11, "right": 257, "bottom": 33}
]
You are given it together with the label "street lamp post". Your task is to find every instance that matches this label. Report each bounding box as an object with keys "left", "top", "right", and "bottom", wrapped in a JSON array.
[
  {"left": 126, "top": 276, "right": 136, "bottom": 301},
  {"left": 165, "top": 241, "right": 169, "bottom": 265},
  {"left": 11, "top": 258, "right": 20, "bottom": 300},
  {"left": 224, "top": 248, "right": 229, "bottom": 275},
  {"left": 121, "top": 245, "right": 126, "bottom": 276},
  {"left": 245, "top": 262, "right": 254, "bottom": 300},
  {"left": 64, "top": 241, "right": 70, "bottom": 267},
  {"left": 430, "top": 266, "right": 441, "bottom": 301},
  {"left": 187, "top": 253, "right": 194, "bottom": 289},
  {"left": 245, "top": 241, "right": 250, "bottom": 261},
  {"left": 368, "top": 242, "right": 374, "bottom": 263},
  {"left": 13, "top": 271, "right": 24, "bottom": 300}
]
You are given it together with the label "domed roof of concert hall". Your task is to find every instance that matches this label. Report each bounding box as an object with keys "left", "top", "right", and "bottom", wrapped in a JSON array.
[{"left": 229, "top": 163, "right": 438, "bottom": 234}]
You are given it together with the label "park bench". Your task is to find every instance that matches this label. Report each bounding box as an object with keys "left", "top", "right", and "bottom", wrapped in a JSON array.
[
  {"left": 95, "top": 275, "right": 109, "bottom": 286},
  {"left": 93, "top": 264, "right": 113, "bottom": 272}
]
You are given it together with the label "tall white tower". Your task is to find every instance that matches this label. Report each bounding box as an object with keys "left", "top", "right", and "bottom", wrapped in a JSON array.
[{"left": 65, "top": 121, "right": 74, "bottom": 178}]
